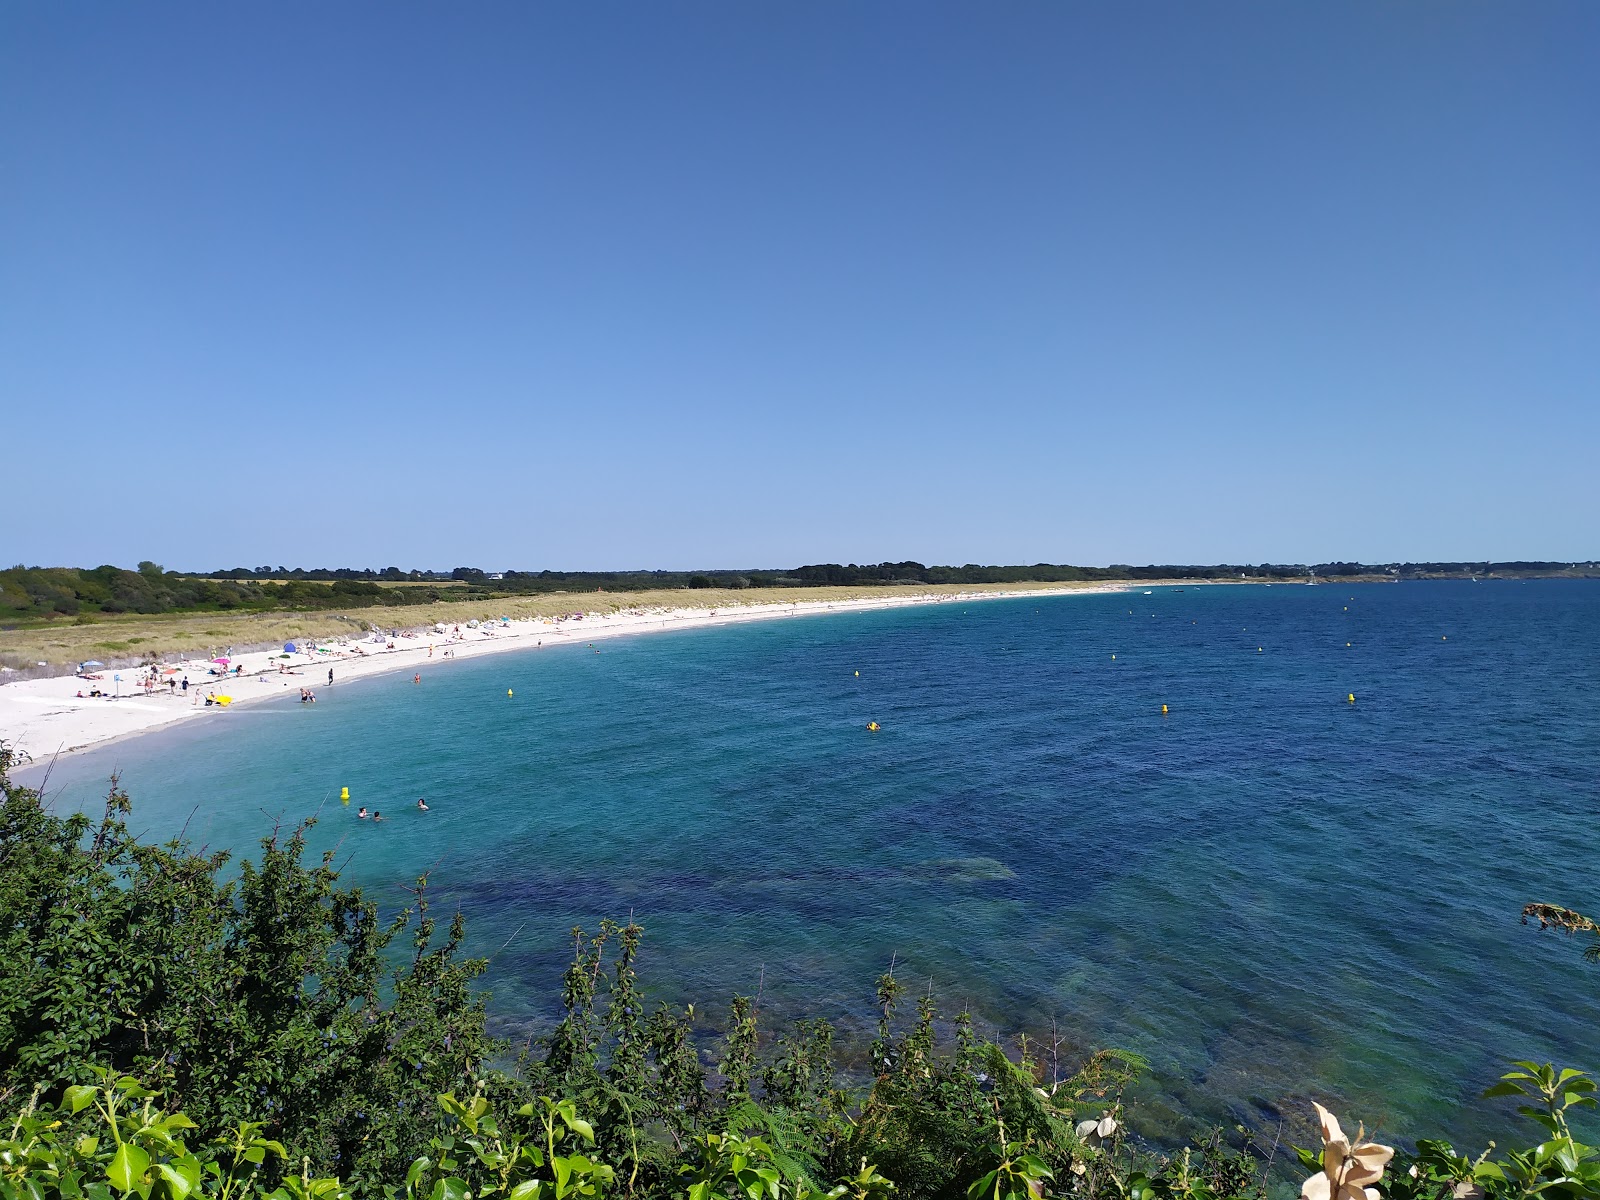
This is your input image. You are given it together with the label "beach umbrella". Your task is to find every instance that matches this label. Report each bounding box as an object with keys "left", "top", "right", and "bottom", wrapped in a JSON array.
[
  {"left": 284, "top": 642, "right": 297, "bottom": 652},
  {"left": 80, "top": 660, "right": 105, "bottom": 669},
  {"left": 213, "top": 656, "right": 230, "bottom": 664}
]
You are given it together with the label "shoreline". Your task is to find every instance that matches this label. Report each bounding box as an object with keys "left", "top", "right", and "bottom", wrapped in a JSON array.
[{"left": 1, "top": 582, "right": 1138, "bottom": 765}]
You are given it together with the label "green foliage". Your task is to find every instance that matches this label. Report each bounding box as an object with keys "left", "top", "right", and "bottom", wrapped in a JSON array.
[
  {"left": 0, "top": 1067, "right": 346, "bottom": 1200},
  {"left": 0, "top": 745, "right": 496, "bottom": 1190},
  {"left": 0, "top": 565, "right": 459, "bottom": 622}
]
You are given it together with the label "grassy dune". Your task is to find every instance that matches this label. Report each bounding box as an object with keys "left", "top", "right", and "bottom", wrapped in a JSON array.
[{"left": 0, "top": 581, "right": 1112, "bottom": 673}]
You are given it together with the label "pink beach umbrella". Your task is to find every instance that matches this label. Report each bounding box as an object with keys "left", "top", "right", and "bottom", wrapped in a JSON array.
[{"left": 212, "top": 656, "right": 230, "bottom": 665}]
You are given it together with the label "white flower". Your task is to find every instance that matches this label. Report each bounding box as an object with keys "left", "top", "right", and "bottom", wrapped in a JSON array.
[{"left": 1300, "top": 1103, "right": 1394, "bottom": 1200}]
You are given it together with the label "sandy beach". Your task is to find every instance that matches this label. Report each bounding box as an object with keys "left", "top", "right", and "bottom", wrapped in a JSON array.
[{"left": 0, "top": 584, "right": 1134, "bottom": 765}]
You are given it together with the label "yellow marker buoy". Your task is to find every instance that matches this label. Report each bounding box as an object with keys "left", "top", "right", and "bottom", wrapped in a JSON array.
[
  {"left": 854, "top": 670, "right": 859, "bottom": 677},
  {"left": 1442, "top": 635, "right": 1447, "bottom": 641},
  {"left": 1348, "top": 693, "right": 1356, "bottom": 704},
  {"left": 1343, "top": 606, "right": 1348, "bottom": 611},
  {"left": 1257, "top": 647, "right": 1262, "bottom": 652},
  {"left": 507, "top": 689, "right": 513, "bottom": 697},
  {"left": 1111, "top": 654, "right": 1116, "bottom": 660},
  {"left": 340, "top": 786, "right": 350, "bottom": 805},
  {"left": 1161, "top": 704, "right": 1169, "bottom": 714},
  {"left": 866, "top": 721, "right": 880, "bottom": 732}
]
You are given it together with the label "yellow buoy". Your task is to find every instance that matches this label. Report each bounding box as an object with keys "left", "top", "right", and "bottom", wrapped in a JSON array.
[
  {"left": 866, "top": 721, "right": 880, "bottom": 732},
  {"left": 1348, "top": 693, "right": 1356, "bottom": 704},
  {"left": 507, "top": 689, "right": 514, "bottom": 697},
  {"left": 340, "top": 786, "right": 350, "bottom": 805},
  {"left": 1344, "top": 606, "right": 1348, "bottom": 611},
  {"left": 1111, "top": 654, "right": 1116, "bottom": 660},
  {"left": 854, "top": 671, "right": 859, "bottom": 677},
  {"left": 1442, "top": 635, "right": 1447, "bottom": 641},
  {"left": 1161, "top": 704, "right": 1168, "bottom": 714},
  {"left": 1347, "top": 642, "right": 1351, "bottom": 647},
  {"left": 1257, "top": 647, "right": 1262, "bottom": 652}
]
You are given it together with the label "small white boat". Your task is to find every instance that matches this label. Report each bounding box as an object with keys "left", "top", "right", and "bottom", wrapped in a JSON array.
[{"left": 1143, "top": 590, "right": 1153, "bottom": 595}]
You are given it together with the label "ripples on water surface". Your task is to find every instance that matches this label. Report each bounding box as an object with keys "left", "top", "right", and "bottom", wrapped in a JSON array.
[{"left": 26, "top": 582, "right": 1600, "bottom": 1145}]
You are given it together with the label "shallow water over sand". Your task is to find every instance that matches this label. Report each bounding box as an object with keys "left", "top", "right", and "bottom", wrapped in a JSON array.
[{"left": 28, "top": 581, "right": 1600, "bottom": 1146}]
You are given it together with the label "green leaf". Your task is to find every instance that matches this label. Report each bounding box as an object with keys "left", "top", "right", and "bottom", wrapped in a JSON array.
[
  {"left": 156, "top": 1164, "right": 194, "bottom": 1200},
  {"left": 565, "top": 1118, "right": 595, "bottom": 1144},
  {"left": 1483, "top": 1081, "right": 1529, "bottom": 1099},
  {"left": 407, "top": 1157, "right": 433, "bottom": 1188},
  {"left": 108, "top": 1144, "right": 152, "bottom": 1193},
  {"left": 65, "top": 1086, "right": 98, "bottom": 1114},
  {"left": 508, "top": 1185, "right": 543, "bottom": 1200}
]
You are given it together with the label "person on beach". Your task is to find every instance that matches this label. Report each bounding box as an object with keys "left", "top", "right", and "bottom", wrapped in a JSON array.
[
  {"left": 328, "top": 668, "right": 334, "bottom": 686},
  {"left": 181, "top": 677, "right": 189, "bottom": 692},
  {"left": 416, "top": 797, "right": 429, "bottom": 811},
  {"left": 357, "top": 807, "right": 369, "bottom": 818}
]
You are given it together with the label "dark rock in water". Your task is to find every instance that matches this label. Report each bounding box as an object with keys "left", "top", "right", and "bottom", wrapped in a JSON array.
[{"left": 911, "top": 857, "right": 1018, "bottom": 885}]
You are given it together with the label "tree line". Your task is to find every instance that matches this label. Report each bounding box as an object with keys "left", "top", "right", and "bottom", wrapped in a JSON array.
[{"left": 5, "top": 560, "right": 1596, "bottom": 622}]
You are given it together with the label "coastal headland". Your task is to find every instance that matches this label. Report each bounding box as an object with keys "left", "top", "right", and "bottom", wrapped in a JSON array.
[{"left": 0, "top": 580, "right": 1140, "bottom": 763}]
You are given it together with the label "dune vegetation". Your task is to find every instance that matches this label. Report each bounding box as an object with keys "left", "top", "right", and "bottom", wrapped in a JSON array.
[{"left": 0, "top": 582, "right": 1102, "bottom": 673}]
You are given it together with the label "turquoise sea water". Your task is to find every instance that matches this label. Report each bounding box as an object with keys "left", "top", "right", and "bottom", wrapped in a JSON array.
[{"left": 20, "top": 582, "right": 1600, "bottom": 1147}]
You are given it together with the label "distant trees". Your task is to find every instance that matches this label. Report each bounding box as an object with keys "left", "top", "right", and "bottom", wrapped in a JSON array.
[{"left": 3, "top": 560, "right": 1595, "bottom": 623}]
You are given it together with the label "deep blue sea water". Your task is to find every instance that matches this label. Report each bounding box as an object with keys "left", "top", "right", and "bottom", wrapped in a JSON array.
[{"left": 19, "top": 582, "right": 1600, "bottom": 1147}]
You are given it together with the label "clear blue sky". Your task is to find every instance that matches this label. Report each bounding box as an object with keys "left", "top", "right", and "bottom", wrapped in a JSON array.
[{"left": 4, "top": 3, "right": 1596, "bottom": 571}]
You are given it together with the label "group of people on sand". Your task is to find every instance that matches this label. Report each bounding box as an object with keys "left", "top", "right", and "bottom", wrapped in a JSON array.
[{"left": 356, "top": 798, "right": 429, "bottom": 823}]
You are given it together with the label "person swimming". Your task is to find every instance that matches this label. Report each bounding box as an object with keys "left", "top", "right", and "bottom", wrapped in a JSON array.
[
  {"left": 416, "top": 798, "right": 429, "bottom": 811},
  {"left": 372, "top": 811, "right": 385, "bottom": 822},
  {"left": 357, "top": 807, "right": 369, "bottom": 818}
]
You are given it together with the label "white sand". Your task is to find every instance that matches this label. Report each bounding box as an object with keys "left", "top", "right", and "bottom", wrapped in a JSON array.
[{"left": 0, "top": 585, "right": 1133, "bottom": 765}]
